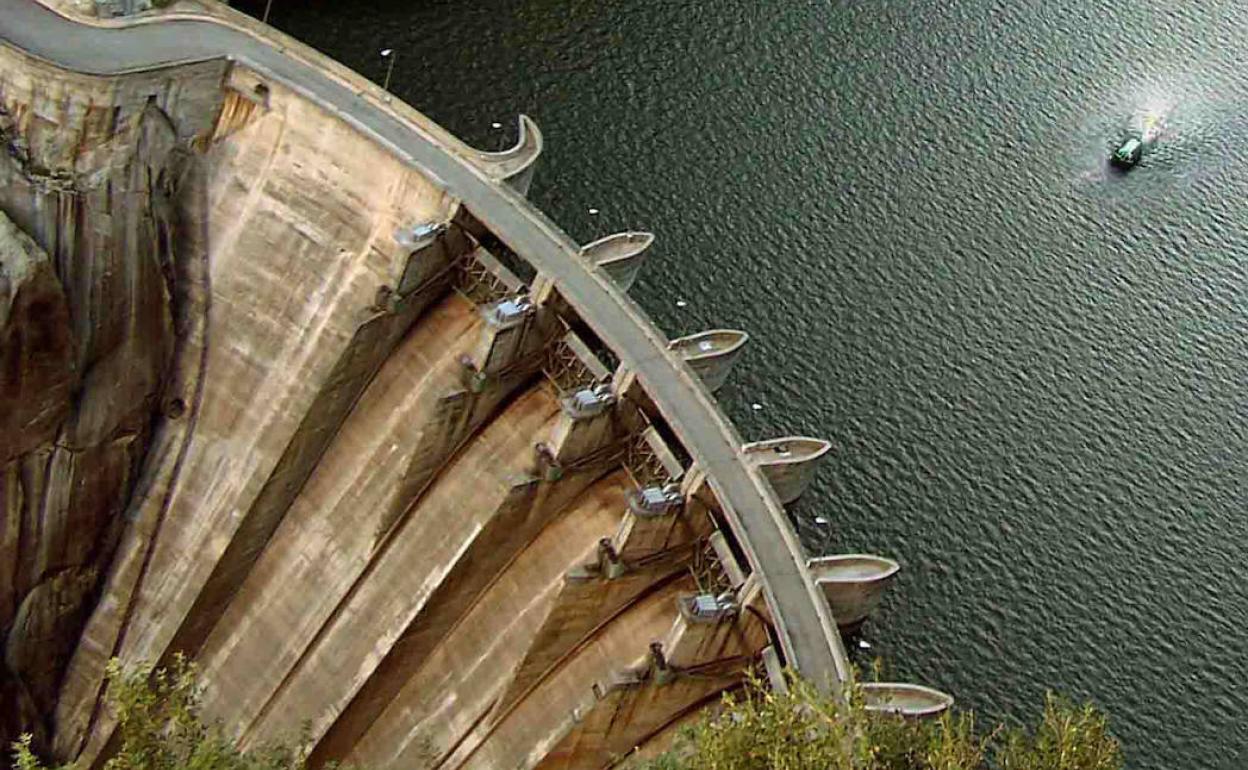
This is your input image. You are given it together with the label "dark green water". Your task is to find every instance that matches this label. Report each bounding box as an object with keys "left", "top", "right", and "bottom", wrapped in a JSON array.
[{"left": 245, "top": 0, "right": 1248, "bottom": 766}]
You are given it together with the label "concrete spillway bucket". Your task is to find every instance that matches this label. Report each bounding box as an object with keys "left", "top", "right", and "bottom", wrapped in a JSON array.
[
  {"left": 471, "top": 114, "right": 543, "bottom": 195},
  {"left": 806, "top": 553, "right": 899, "bottom": 633},
  {"left": 668, "top": 329, "right": 749, "bottom": 393},
  {"left": 582, "top": 231, "right": 654, "bottom": 291},
  {"left": 742, "top": 436, "right": 831, "bottom": 504},
  {"left": 862, "top": 682, "right": 954, "bottom": 719}
]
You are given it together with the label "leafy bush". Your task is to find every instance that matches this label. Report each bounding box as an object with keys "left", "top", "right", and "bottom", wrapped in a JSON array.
[
  {"left": 635, "top": 673, "right": 1122, "bottom": 770},
  {"left": 10, "top": 656, "right": 310, "bottom": 770},
  {"left": 997, "top": 695, "right": 1122, "bottom": 770},
  {"left": 9, "top": 659, "right": 1120, "bottom": 770}
]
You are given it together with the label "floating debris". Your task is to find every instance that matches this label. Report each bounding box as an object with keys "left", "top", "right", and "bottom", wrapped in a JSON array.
[
  {"left": 675, "top": 299, "right": 688, "bottom": 308},
  {"left": 588, "top": 208, "right": 600, "bottom": 215},
  {"left": 858, "top": 639, "right": 872, "bottom": 650},
  {"left": 751, "top": 402, "right": 763, "bottom": 411},
  {"left": 814, "top": 516, "right": 829, "bottom": 525}
]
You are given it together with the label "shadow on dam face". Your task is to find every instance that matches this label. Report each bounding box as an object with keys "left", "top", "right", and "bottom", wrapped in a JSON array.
[{"left": 0, "top": 5, "right": 870, "bottom": 766}]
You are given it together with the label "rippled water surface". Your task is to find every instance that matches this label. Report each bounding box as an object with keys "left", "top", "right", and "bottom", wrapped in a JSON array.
[{"left": 247, "top": 0, "right": 1248, "bottom": 765}]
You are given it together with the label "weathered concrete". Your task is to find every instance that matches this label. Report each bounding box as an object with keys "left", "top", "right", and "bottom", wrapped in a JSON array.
[
  {"left": 327, "top": 472, "right": 632, "bottom": 769},
  {"left": 861, "top": 683, "right": 954, "bottom": 718},
  {"left": 234, "top": 384, "right": 566, "bottom": 749},
  {"left": 0, "top": 1, "right": 851, "bottom": 705},
  {"left": 0, "top": 1, "right": 885, "bottom": 766},
  {"left": 518, "top": 573, "right": 771, "bottom": 768},
  {"left": 581, "top": 232, "right": 653, "bottom": 291},
  {"left": 46, "top": 61, "right": 455, "bottom": 764},
  {"left": 807, "top": 554, "right": 900, "bottom": 633},
  {"left": 445, "top": 577, "right": 694, "bottom": 768},
  {"left": 497, "top": 468, "right": 715, "bottom": 719},
  {"left": 473, "top": 114, "right": 543, "bottom": 195},
  {"left": 668, "top": 329, "right": 750, "bottom": 393},
  {"left": 742, "top": 436, "right": 833, "bottom": 505},
  {"left": 192, "top": 293, "right": 484, "bottom": 735}
]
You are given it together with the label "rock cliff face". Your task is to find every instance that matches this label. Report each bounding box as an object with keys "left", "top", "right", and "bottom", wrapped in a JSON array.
[
  {"left": 0, "top": 50, "right": 226, "bottom": 749},
  {"left": 0, "top": 209, "right": 76, "bottom": 745}
]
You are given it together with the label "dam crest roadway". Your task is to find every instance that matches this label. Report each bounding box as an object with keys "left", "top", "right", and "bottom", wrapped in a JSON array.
[
  {"left": 0, "top": 0, "right": 951, "bottom": 764},
  {"left": 0, "top": 0, "right": 855, "bottom": 683}
]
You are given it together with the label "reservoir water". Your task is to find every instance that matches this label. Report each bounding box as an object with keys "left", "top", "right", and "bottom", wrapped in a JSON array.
[{"left": 244, "top": 0, "right": 1248, "bottom": 766}]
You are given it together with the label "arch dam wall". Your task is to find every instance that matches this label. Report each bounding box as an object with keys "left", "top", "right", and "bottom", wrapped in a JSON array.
[{"left": 0, "top": 2, "right": 851, "bottom": 767}]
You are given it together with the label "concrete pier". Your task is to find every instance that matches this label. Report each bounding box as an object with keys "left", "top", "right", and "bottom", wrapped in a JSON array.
[
  {"left": 471, "top": 114, "right": 543, "bottom": 195},
  {"left": 581, "top": 231, "right": 654, "bottom": 291},
  {"left": 807, "top": 554, "right": 901, "bottom": 633},
  {"left": 669, "top": 329, "right": 750, "bottom": 393},
  {"left": 743, "top": 436, "right": 834, "bottom": 504}
]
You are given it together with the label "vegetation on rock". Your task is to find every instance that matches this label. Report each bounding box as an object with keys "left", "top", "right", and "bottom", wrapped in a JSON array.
[
  {"left": 634, "top": 672, "right": 1122, "bottom": 770},
  {"left": 10, "top": 657, "right": 314, "bottom": 770},
  {"left": 10, "top": 660, "right": 1120, "bottom": 770}
]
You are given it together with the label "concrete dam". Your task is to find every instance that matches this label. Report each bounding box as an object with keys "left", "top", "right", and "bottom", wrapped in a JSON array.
[{"left": 0, "top": 1, "right": 947, "bottom": 766}]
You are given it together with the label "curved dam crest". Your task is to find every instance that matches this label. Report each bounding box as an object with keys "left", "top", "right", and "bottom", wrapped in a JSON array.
[
  {"left": 0, "top": 1, "right": 948, "bottom": 767},
  {"left": 276, "top": 2, "right": 1248, "bottom": 767},
  {"left": 0, "top": 0, "right": 848, "bottom": 686}
]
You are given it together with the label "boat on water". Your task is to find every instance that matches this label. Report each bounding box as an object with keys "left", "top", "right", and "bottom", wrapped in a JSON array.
[
  {"left": 806, "top": 554, "right": 900, "bottom": 633},
  {"left": 862, "top": 682, "right": 954, "bottom": 718},
  {"left": 668, "top": 329, "right": 750, "bottom": 393},
  {"left": 1110, "top": 136, "right": 1142, "bottom": 169},
  {"left": 742, "top": 436, "right": 832, "bottom": 504}
]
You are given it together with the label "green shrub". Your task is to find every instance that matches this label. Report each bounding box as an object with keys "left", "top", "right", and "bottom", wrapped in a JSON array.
[
  {"left": 10, "top": 660, "right": 1120, "bottom": 770},
  {"left": 634, "top": 673, "right": 1122, "bottom": 770},
  {"left": 997, "top": 694, "right": 1122, "bottom": 770},
  {"left": 10, "top": 656, "right": 311, "bottom": 770}
]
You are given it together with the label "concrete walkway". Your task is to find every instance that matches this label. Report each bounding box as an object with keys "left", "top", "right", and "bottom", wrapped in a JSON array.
[{"left": 0, "top": 0, "right": 850, "bottom": 692}]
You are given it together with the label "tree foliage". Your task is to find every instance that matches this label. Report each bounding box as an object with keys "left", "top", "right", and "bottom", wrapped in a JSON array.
[
  {"left": 10, "top": 659, "right": 1121, "bottom": 770},
  {"left": 10, "top": 656, "right": 310, "bottom": 770},
  {"left": 635, "top": 673, "right": 1122, "bottom": 770},
  {"left": 996, "top": 695, "right": 1122, "bottom": 770}
]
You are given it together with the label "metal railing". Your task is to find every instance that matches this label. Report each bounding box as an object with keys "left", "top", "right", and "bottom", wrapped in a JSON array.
[
  {"left": 542, "top": 334, "right": 607, "bottom": 397},
  {"left": 452, "top": 250, "right": 515, "bottom": 306}
]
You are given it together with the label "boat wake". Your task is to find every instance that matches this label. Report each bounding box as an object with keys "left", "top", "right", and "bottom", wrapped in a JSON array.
[
  {"left": 1069, "top": 77, "right": 1247, "bottom": 193},
  {"left": 1137, "top": 112, "right": 1167, "bottom": 145}
]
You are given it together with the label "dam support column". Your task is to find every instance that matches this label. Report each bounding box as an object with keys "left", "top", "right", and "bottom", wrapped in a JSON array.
[
  {"left": 495, "top": 426, "right": 709, "bottom": 717},
  {"left": 533, "top": 566, "right": 771, "bottom": 768},
  {"left": 359, "top": 243, "right": 565, "bottom": 542}
]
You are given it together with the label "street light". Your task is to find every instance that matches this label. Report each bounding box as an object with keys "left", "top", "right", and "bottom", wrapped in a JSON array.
[
  {"left": 262, "top": 0, "right": 273, "bottom": 24},
  {"left": 380, "top": 48, "right": 396, "bottom": 92}
]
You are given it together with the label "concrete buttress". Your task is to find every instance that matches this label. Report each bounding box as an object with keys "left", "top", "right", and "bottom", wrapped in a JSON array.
[{"left": 0, "top": 3, "right": 893, "bottom": 766}]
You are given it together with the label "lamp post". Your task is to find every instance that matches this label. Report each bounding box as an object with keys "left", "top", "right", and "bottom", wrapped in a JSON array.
[
  {"left": 262, "top": 0, "right": 273, "bottom": 23},
  {"left": 381, "top": 48, "right": 396, "bottom": 92}
]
